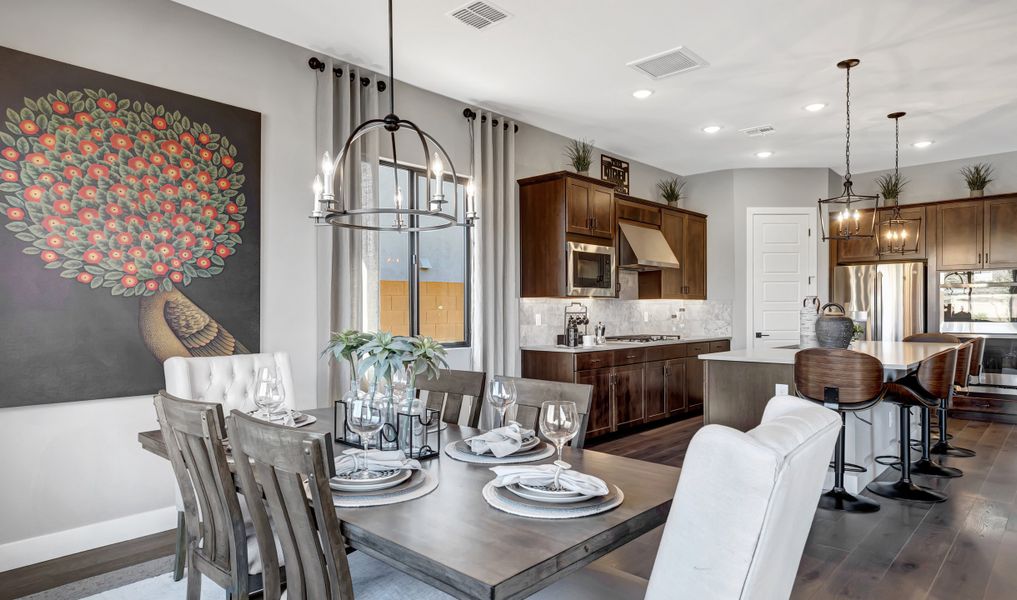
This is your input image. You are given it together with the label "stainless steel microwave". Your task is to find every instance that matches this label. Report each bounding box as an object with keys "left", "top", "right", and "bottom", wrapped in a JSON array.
[{"left": 567, "top": 241, "right": 615, "bottom": 297}]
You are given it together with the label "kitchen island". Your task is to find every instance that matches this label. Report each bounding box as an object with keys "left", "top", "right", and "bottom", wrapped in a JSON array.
[{"left": 701, "top": 340, "right": 959, "bottom": 491}]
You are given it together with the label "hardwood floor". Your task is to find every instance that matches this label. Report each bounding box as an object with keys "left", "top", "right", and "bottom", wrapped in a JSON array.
[{"left": 589, "top": 415, "right": 1017, "bottom": 600}]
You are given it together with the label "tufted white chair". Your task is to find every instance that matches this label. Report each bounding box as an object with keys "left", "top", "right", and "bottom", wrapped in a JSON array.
[
  {"left": 531, "top": 396, "right": 841, "bottom": 600},
  {"left": 163, "top": 352, "right": 297, "bottom": 581}
]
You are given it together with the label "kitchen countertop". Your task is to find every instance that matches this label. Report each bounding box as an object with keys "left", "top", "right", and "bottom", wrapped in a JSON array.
[
  {"left": 520, "top": 335, "right": 732, "bottom": 354},
  {"left": 700, "top": 340, "right": 960, "bottom": 371}
]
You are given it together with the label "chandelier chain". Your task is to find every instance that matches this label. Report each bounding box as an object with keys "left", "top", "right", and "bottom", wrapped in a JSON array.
[
  {"left": 388, "top": 0, "right": 395, "bottom": 116},
  {"left": 894, "top": 116, "right": 900, "bottom": 175},
  {"left": 845, "top": 64, "right": 851, "bottom": 178}
]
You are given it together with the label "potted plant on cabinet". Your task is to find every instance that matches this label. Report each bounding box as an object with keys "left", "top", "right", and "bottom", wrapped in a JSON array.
[
  {"left": 960, "top": 162, "right": 994, "bottom": 197},
  {"left": 875, "top": 172, "right": 908, "bottom": 203},
  {"left": 564, "top": 138, "right": 594, "bottom": 175},
  {"left": 657, "top": 176, "right": 686, "bottom": 207}
]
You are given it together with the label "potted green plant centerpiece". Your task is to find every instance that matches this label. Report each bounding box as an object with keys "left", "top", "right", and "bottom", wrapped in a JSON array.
[
  {"left": 875, "top": 172, "right": 908, "bottom": 203},
  {"left": 657, "top": 176, "right": 686, "bottom": 207},
  {"left": 322, "top": 329, "right": 371, "bottom": 395},
  {"left": 564, "top": 138, "right": 594, "bottom": 175},
  {"left": 960, "top": 162, "right": 994, "bottom": 197}
]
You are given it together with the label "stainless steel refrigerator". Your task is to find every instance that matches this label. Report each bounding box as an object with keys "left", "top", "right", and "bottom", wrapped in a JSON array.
[{"left": 832, "top": 263, "right": 925, "bottom": 342}]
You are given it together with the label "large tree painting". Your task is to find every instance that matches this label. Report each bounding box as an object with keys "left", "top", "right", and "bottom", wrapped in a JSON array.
[{"left": 0, "top": 47, "right": 260, "bottom": 407}]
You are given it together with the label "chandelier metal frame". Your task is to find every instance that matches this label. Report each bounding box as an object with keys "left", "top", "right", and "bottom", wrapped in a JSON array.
[{"left": 879, "top": 112, "right": 921, "bottom": 255}]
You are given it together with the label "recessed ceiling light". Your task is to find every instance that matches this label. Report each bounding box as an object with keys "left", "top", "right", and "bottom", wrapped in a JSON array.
[
  {"left": 804, "top": 103, "right": 827, "bottom": 112},
  {"left": 755, "top": 151, "right": 773, "bottom": 158},
  {"left": 912, "top": 140, "right": 934, "bottom": 149},
  {"left": 702, "top": 125, "right": 721, "bottom": 134},
  {"left": 632, "top": 89, "right": 654, "bottom": 99}
]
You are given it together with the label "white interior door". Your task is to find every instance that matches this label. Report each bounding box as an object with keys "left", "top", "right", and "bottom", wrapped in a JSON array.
[{"left": 749, "top": 211, "right": 816, "bottom": 348}]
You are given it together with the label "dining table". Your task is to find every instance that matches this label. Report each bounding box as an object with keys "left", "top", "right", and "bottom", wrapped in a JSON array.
[{"left": 138, "top": 407, "right": 680, "bottom": 600}]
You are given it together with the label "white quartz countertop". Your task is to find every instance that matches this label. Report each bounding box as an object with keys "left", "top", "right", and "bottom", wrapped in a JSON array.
[
  {"left": 520, "top": 336, "right": 731, "bottom": 354},
  {"left": 700, "top": 340, "right": 960, "bottom": 371}
]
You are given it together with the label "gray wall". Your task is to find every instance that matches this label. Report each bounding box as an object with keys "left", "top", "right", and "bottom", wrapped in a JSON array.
[{"left": 850, "top": 150, "right": 1017, "bottom": 204}]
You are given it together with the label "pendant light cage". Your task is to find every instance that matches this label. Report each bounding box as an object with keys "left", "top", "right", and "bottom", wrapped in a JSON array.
[
  {"left": 878, "top": 112, "right": 920, "bottom": 255},
  {"left": 818, "top": 59, "right": 880, "bottom": 242},
  {"left": 309, "top": 0, "right": 476, "bottom": 232}
]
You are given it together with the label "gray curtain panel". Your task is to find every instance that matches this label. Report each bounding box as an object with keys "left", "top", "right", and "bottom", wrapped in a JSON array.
[
  {"left": 470, "top": 110, "right": 519, "bottom": 390},
  {"left": 314, "top": 59, "right": 381, "bottom": 404}
]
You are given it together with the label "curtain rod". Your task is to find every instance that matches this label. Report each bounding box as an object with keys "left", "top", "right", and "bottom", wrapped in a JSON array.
[
  {"left": 463, "top": 108, "right": 519, "bottom": 133},
  {"left": 307, "top": 57, "right": 387, "bottom": 92}
]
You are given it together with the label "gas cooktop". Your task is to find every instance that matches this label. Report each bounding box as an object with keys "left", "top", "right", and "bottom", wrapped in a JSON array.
[{"left": 606, "top": 334, "right": 682, "bottom": 343}]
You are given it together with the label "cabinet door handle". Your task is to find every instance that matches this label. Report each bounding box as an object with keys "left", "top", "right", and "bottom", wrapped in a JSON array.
[
  {"left": 625, "top": 354, "right": 638, "bottom": 359},
  {"left": 986, "top": 253, "right": 990, "bottom": 263},
  {"left": 978, "top": 253, "right": 982, "bottom": 264}
]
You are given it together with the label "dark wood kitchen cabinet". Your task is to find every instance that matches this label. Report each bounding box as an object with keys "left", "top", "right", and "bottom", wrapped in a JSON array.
[
  {"left": 683, "top": 215, "right": 708, "bottom": 298},
  {"left": 613, "top": 363, "right": 645, "bottom": 430},
  {"left": 564, "top": 176, "right": 614, "bottom": 239},
  {"left": 938, "top": 200, "right": 984, "bottom": 270},
  {"left": 577, "top": 368, "right": 614, "bottom": 438},
  {"left": 984, "top": 197, "right": 1017, "bottom": 268},
  {"left": 638, "top": 208, "right": 708, "bottom": 300}
]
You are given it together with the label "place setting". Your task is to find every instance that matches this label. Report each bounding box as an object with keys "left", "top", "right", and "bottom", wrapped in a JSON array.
[
  {"left": 481, "top": 399, "right": 624, "bottom": 519},
  {"left": 329, "top": 395, "right": 438, "bottom": 508},
  {"left": 444, "top": 378, "right": 556, "bottom": 464},
  {"left": 246, "top": 366, "right": 317, "bottom": 428}
]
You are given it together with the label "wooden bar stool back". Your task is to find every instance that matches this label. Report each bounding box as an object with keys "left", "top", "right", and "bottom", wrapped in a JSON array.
[
  {"left": 794, "top": 349, "right": 885, "bottom": 513},
  {"left": 868, "top": 348, "right": 958, "bottom": 503},
  {"left": 932, "top": 339, "right": 977, "bottom": 458}
]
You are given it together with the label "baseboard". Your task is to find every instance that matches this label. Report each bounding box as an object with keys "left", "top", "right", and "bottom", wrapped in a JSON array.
[{"left": 0, "top": 505, "right": 177, "bottom": 572}]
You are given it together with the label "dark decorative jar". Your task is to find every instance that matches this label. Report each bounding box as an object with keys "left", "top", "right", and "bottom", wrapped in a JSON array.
[{"left": 815, "top": 303, "right": 855, "bottom": 349}]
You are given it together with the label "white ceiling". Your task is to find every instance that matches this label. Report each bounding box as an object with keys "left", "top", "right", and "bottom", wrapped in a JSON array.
[{"left": 173, "top": 0, "right": 1017, "bottom": 175}]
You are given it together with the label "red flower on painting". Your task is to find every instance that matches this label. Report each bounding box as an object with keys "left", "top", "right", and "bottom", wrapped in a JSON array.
[
  {"left": 169, "top": 271, "right": 184, "bottom": 283},
  {"left": 110, "top": 134, "right": 133, "bottom": 150},
  {"left": 78, "top": 186, "right": 99, "bottom": 201},
  {"left": 152, "top": 116, "right": 168, "bottom": 130},
  {"left": 66, "top": 228, "right": 80, "bottom": 241},
  {"left": 97, "top": 97, "right": 117, "bottom": 112},
  {"left": 201, "top": 206, "right": 217, "bottom": 219},
  {"left": 40, "top": 250, "right": 59, "bottom": 263},
  {"left": 6, "top": 207, "right": 25, "bottom": 220},
  {"left": 46, "top": 235, "right": 63, "bottom": 248},
  {"left": 128, "top": 157, "right": 147, "bottom": 171},
  {"left": 87, "top": 164, "right": 110, "bottom": 179},
  {"left": 216, "top": 178, "right": 230, "bottom": 190},
  {"left": 115, "top": 232, "right": 132, "bottom": 245},
  {"left": 63, "top": 165, "right": 82, "bottom": 179},
  {"left": 163, "top": 165, "right": 181, "bottom": 180},
  {"left": 147, "top": 212, "right": 162, "bottom": 223},
  {"left": 160, "top": 140, "right": 182, "bottom": 155},
  {"left": 39, "top": 134, "right": 57, "bottom": 149},
  {"left": 26, "top": 153, "right": 49, "bottom": 166},
  {"left": 90, "top": 128, "right": 103, "bottom": 141},
  {"left": 221, "top": 155, "right": 235, "bottom": 168},
  {"left": 144, "top": 280, "right": 159, "bottom": 291},
  {"left": 78, "top": 207, "right": 100, "bottom": 224},
  {"left": 178, "top": 232, "right": 196, "bottom": 247},
  {"left": 102, "top": 153, "right": 118, "bottom": 165},
  {"left": 87, "top": 231, "right": 104, "bottom": 244},
  {"left": 180, "top": 133, "right": 195, "bottom": 145},
  {"left": 149, "top": 153, "right": 165, "bottom": 166},
  {"left": 57, "top": 125, "right": 77, "bottom": 135},
  {"left": 74, "top": 112, "right": 93, "bottom": 126},
  {"left": 1, "top": 170, "right": 17, "bottom": 182},
  {"left": 19, "top": 120, "right": 39, "bottom": 135},
  {"left": 110, "top": 184, "right": 129, "bottom": 198},
  {"left": 1, "top": 147, "right": 19, "bottom": 160},
  {"left": 171, "top": 214, "right": 190, "bottom": 227},
  {"left": 38, "top": 173, "right": 56, "bottom": 185},
  {"left": 214, "top": 244, "right": 231, "bottom": 258},
  {"left": 128, "top": 246, "right": 146, "bottom": 259},
  {"left": 121, "top": 275, "right": 139, "bottom": 288},
  {"left": 51, "top": 100, "right": 70, "bottom": 114},
  {"left": 198, "top": 133, "right": 210, "bottom": 144},
  {"left": 24, "top": 185, "right": 45, "bottom": 202},
  {"left": 53, "top": 199, "right": 72, "bottom": 215},
  {"left": 125, "top": 215, "right": 143, "bottom": 227},
  {"left": 152, "top": 262, "right": 169, "bottom": 276},
  {"left": 160, "top": 184, "right": 178, "bottom": 196},
  {"left": 199, "top": 148, "right": 213, "bottom": 161},
  {"left": 42, "top": 216, "right": 65, "bottom": 231},
  {"left": 104, "top": 203, "right": 122, "bottom": 217},
  {"left": 179, "top": 249, "right": 192, "bottom": 260},
  {"left": 196, "top": 257, "right": 211, "bottom": 269},
  {"left": 83, "top": 249, "right": 103, "bottom": 264},
  {"left": 109, "top": 117, "right": 125, "bottom": 128},
  {"left": 179, "top": 158, "right": 194, "bottom": 169},
  {"left": 76, "top": 272, "right": 93, "bottom": 284},
  {"left": 154, "top": 243, "right": 175, "bottom": 258},
  {"left": 109, "top": 248, "right": 124, "bottom": 260},
  {"left": 78, "top": 140, "right": 98, "bottom": 155},
  {"left": 123, "top": 262, "right": 138, "bottom": 274}
]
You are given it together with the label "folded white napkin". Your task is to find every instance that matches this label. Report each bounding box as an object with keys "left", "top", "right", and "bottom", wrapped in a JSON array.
[
  {"left": 334, "top": 449, "right": 420, "bottom": 475},
  {"left": 489, "top": 465, "right": 610, "bottom": 497},
  {"left": 466, "top": 423, "right": 535, "bottom": 458}
]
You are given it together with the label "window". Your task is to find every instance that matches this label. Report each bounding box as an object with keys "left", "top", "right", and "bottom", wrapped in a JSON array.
[{"left": 377, "top": 161, "right": 470, "bottom": 346}]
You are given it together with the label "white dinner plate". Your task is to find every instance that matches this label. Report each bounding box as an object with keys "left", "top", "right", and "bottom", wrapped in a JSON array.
[
  {"left": 330, "top": 468, "right": 411, "bottom": 492},
  {"left": 506, "top": 483, "right": 593, "bottom": 504}
]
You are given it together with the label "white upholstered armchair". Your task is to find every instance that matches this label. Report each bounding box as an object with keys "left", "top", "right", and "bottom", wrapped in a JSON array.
[{"left": 533, "top": 395, "right": 841, "bottom": 600}]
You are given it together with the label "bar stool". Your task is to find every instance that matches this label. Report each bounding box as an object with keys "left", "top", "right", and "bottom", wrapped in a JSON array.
[
  {"left": 901, "top": 334, "right": 974, "bottom": 463},
  {"left": 931, "top": 339, "right": 977, "bottom": 458},
  {"left": 795, "top": 348, "right": 886, "bottom": 513},
  {"left": 868, "top": 348, "right": 956, "bottom": 503}
]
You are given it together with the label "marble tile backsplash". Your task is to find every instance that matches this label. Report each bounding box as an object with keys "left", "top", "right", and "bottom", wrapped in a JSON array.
[{"left": 519, "top": 297, "right": 733, "bottom": 347}]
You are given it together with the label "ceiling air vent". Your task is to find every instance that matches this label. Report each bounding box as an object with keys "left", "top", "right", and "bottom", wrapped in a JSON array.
[
  {"left": 627, "top": 46, "right": 708, "bottom": 80},
  {"left": 449, "top": 1, "right": 510, "bottom": 30},
  {"left": 740, "top": 124, "right": 776, "bottom": 137}
]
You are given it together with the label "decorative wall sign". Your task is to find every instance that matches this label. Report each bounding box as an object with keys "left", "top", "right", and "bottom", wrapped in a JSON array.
[
  {"left": 0, "top": 47, "right": 261, "bottom": 407},
  {"left": 600, "top": 154, "right": 629, "bottom": 194}
]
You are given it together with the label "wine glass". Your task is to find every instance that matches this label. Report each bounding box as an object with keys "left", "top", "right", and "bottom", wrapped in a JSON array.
[
  {"left": 488, "top": 378, "right": 517, "bottom": 429},
  {"left": 266, "top": 379, "right": 292, "bottom": 425},
  {"left": 539, "top": 401, "right": 580, "bottom": 491},
  {"left": 252, "top": 367, "right": 276, "bottom": 419},
  {"left": 346, "top": 397, "right": 384, "bottom": 479}
]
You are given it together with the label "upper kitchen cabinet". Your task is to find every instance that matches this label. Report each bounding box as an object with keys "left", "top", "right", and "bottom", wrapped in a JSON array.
[
  {"left": 519, "top": 172, "right": 617, "bottom": 298},
  {"left": 984, "top": 196, "right": 1017, "bottom": 268},
  {"left": 833, "top": 205, "right": 927, "bottom": 263},
  {"left": 937, "top": 200, "right": 984, "bottom": 270},
  {"left": 637, "top": 208, "right": 708, "bottom": 300},
  {"left": 833, "top": 208, "right": 879, "bottom": 263},
  {"left": 563, "top": 175, "right": 615, "bottom": 239}
]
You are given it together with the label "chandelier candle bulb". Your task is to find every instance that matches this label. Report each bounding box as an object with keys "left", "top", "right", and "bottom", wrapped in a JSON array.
[
  {"left": 320, "top": 151, "right": 334, "bottom": 198},
  {"left": 312, "top": 175, "right": 323, "bottom": 217},
  {"left": 466, "top": 179, "right": 477, "bottom": 219}
]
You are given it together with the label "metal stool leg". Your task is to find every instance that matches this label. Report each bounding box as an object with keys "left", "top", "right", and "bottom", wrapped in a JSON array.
[
  {"left": 819, "top": 412, "right": 880, "bottom": 513},
  {"left": 911, "top": 406, "right": 963, "bottom": 478},
  {"left": 868, "top": 404, "right": 947, "bottom": 503},
  {"left": 930, "top": 398, "right": 976, "bottom": 457}
]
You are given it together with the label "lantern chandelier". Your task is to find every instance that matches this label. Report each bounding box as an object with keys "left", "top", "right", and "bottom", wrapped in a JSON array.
[
  {"left": 817, "top": 59, "right": 880, "bottom": 241},
  {"left": 880, "top": 112, "right": 920, "bottom": 255},
  {"left": 310, "top": 0, "right": 476, "bottom": 231}
]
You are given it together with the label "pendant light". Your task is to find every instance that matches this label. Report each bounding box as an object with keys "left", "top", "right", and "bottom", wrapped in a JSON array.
[
  {"left": 817, "top": 59, "right": 880, "bottom": 241},
  {"left": 879, "top": 112, "right": 920, "bottom": 255},
  {"left": 310, "top": 0, "right": 477, "bottom": 231}
]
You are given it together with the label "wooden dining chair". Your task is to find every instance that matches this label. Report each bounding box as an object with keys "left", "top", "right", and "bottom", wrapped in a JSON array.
[
  {"left": 794, "top": 348, "right": 886, "bottom": 513},
  {"left": 493, "top": 376, "right": 594, "bottom": 449},
  {"left": 227, "top": 411, "right": 454, "bottom": 600},
  {"left": 154, "top": 391, "right": 258, "bottom": 600},
  {"left": 416, "top": 369, "right": 487, "bottom": 427}
]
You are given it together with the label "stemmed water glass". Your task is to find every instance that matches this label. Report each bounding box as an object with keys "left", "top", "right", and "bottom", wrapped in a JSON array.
[
  {"left": 252, "top": 367, "right": 276, "bottom": 419},
  {"left": 346, "top": 397, "right": 385, "bottom": 480},
  {"left": 539, "top": 400, "right": 580, "bottom": 491},
  {"left": 488, "top": 378, "right": 517, "bottom": 429}
]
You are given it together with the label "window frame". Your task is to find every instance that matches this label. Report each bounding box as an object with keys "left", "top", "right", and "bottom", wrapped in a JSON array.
[{"left": 379, "top": 159, "right": 471, "bottom": 348}]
